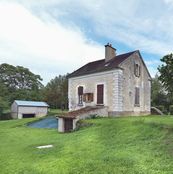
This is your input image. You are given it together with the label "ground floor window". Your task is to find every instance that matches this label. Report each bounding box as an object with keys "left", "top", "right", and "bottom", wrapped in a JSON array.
[{"left": 135, "top": 87, "right": 140, "bottom": 106}]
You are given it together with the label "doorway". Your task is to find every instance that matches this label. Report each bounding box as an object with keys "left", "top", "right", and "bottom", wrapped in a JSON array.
[
  {"left": 22, "top": 114, "right": 35, "bottom": 118},
  {"left": 64, "top": 118, "right": 73, "bottom": 132}
]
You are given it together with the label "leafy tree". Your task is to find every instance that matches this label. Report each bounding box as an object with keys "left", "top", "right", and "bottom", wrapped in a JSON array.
[
  {"left": 44, "top": 74, "right": 68, "bottom": 109},
  {"left": 151, "top": 75, "right": 168, "bottom": 108},
  {"left": 0, "top": 63, "right": 43, "bottom": 91},
  {"left": 0, "top": 63, "right": 44, "bottom": 103},
  {"left": 0, "top": 97, "right": 8, "bottom": 115},
  {"left": 0, "top": 82, "right": 9, "bottom": 115},
  {"left": 158, "top": 54, "right": 173, "bottom": 104}
]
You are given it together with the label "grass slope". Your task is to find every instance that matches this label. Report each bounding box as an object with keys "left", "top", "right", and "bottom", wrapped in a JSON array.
[{"left": 1, "top": 116, "right": 173, "bottom": 174}]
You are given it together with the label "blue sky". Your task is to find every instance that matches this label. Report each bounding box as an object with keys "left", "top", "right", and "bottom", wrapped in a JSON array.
[{"left": 0, "top": 0, "right": 172, "bottom": 84}]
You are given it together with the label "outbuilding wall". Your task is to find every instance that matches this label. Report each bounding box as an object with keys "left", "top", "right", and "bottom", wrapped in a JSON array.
[
  {"left": 11, "top": 102, "right": 18, "bottom": 119},
  {"left": 17, "top": 106, "right": 48, "bottom": 119}
]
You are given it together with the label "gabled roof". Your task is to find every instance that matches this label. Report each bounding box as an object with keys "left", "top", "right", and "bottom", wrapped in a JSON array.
[
  {"left": 14, "top": 100, "right": 49, "bottom": 107},
  {"left": 68, "top": 51, "right": 136, "bottom": 78}
]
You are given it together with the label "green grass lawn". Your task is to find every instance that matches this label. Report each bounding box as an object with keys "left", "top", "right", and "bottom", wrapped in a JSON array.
[
  {"left": 1, "top": 116, "right": 173, "bottom": 174},
  {"left": 48, "top": 108, "right": 68, "bottom": 116}
]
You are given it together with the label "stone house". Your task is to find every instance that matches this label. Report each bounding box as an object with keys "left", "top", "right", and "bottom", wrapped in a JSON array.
[
  {"left": 68, "top": 43, "right": 151, "bottom": 117},
  {"left": 11, "top": 100, "right": 49, "bottom": 119}
]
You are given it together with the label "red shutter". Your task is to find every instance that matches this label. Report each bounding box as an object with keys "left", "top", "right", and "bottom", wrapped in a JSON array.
[
  {"left": 97, "top": 84, "right": 104, "bottom": 104},
  {"left": 78, "top": 86, "right": 83, "bottom": 95}
]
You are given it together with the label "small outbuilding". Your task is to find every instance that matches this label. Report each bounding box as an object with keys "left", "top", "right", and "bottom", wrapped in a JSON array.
[
  {"left": 57, "top": 106, "right": 107, "bottom": 132},
  {"left": 11, "top": 100, "right": 49, "bottom": 119}
]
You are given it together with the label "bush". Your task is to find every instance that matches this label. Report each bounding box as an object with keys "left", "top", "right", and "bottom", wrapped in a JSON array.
[
  {"left": 75, "top": 120, "right": 93, "bottom": 130},
  {"left": 169, "top": 105, "right": 173, "bottom": 115},
  {"left": 0, "top": 113, "right": 12, "bottom": 120},
  {"left": 0, "top": 107, "right": 3, "bottom": 116}
]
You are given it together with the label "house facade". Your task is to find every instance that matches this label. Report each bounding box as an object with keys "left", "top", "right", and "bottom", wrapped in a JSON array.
[
  {"left": 68, "top": 44, "right": 151, "bottom": 116},
  {"left": 11, "top": 100, "right": 49, "bottom": 119}
]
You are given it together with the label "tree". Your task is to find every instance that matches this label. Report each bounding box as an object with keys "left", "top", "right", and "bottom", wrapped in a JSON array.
[
  {"left": 151, "top": 74, "right": 167, "bottom": 107},
  {"left": 0, "top": 63, "right": 45, "bottom": 119},
  {"left": 0, "top": 82, "right": 9, "bottom": 116},
  {"left": 44, "top": 74, "right": 68, "bottom": 109},
  {"left": 0, "top": 63, "right": 44, "bottom": 103},
  {"left": 158, "top": 54, "right": 173, "bottom": 104},
  {"left": 0, "top": 63, "right": 43, "bottom": 91}
]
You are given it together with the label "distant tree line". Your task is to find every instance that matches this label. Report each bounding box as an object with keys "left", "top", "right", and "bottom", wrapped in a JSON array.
[{"left": 0, "top": 63, "right": 68, "bottom": 117}]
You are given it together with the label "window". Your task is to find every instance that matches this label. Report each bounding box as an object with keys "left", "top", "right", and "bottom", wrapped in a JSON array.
[
  {"left": 134, "top": 63, "right": 141, "bottom": 77},
  {"left": 83, "top": 93, "right": 94, "bottom": 103},
  {"left": 78, "top": 86, "right": 83, "bottom": 105},
  {"left": 135, "top": 87, "right": 140, "bottom": 106}
]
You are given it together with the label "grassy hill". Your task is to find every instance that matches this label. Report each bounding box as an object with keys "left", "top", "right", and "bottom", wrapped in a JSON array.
[{"left": 1, "top": 116, "right": 173, "bottom": 174}]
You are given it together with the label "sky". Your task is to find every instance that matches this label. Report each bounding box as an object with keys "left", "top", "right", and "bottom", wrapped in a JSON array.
[{"left": 0, "top": 0, "right": 173, "bottom": 85}]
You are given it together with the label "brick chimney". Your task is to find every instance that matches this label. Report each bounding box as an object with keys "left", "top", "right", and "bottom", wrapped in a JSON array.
[{"left": 105, "top": 43, "right": 116, "bottom": 62}]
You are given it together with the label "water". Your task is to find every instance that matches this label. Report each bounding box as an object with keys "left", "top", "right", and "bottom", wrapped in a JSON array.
[{"left": 28, "top": 116, "right": 58, "bottom": 129}]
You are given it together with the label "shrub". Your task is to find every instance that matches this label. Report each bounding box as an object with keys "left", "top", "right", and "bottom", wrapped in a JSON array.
[
  {"left": 169, "top": 105, "right": 173, "bottom": 115},
  {"left": 0, "top": 107, "right": 3, "bottom": 117},
  {"left": 0, "top": 113, "right": 12, "bottom": 120},
  {"left": 89, "top": 114, "right": 98, "bottom": 119},
  {"left": 75, "top": 120, "right": 93, "bottom": 130}
]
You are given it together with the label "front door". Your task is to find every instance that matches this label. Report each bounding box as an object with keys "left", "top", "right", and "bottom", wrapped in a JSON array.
[{"left": 97, "top": 84, "right": 104, "bottom": 105}]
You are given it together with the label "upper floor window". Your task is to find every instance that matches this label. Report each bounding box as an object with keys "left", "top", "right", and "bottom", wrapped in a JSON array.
[
  {"left": 134, "top": 63, "right": 141, "bottom": 77},
  {"left": 78, "top": 86, "right": 83, "bottom": 105}
]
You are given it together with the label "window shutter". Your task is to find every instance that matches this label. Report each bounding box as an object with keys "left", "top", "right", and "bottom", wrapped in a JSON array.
[
  {"left": 78, "top": 86, "right": 83, "bottom": 95},
  {"left": 139, "top": 66, "right": 141, "bottom": 76},
  {"left": 134, "top": 62, "right": 136, "bottom": 75},
  {"left": 97, "top": 84, "right": 104, "bottom": 104},
  {"left": 135, "top": 87, "right": 140, "bottom": 105}
]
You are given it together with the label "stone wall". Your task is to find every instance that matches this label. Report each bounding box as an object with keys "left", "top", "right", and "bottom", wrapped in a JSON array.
[
  {"left": 119, "top": 52, "right": 151, "bottom": 115},
  {"left": 68, "top": 70, "right": 121, "bottom": 112}
]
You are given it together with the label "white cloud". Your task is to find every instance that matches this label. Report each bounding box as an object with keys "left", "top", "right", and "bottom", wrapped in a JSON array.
[
  {"left": 1, "top": 0, "right": 172, "bottom": 83},
  {"left": 145, "top": 60, "right": 161, "bottom": 66},
  {"left": 0, "top": 2, "right": 104, "bottom": 84},
  {"left": 77, "top": 0, "right": 173, "bottom": 56},
  {"left": 164, "top": 0, "right": 173, "bottom": 4}
]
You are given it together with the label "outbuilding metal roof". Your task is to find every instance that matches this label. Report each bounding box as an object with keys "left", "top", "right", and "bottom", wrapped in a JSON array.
[{"left": 14, "top": 100, "right": 49, "bottom": 107}]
